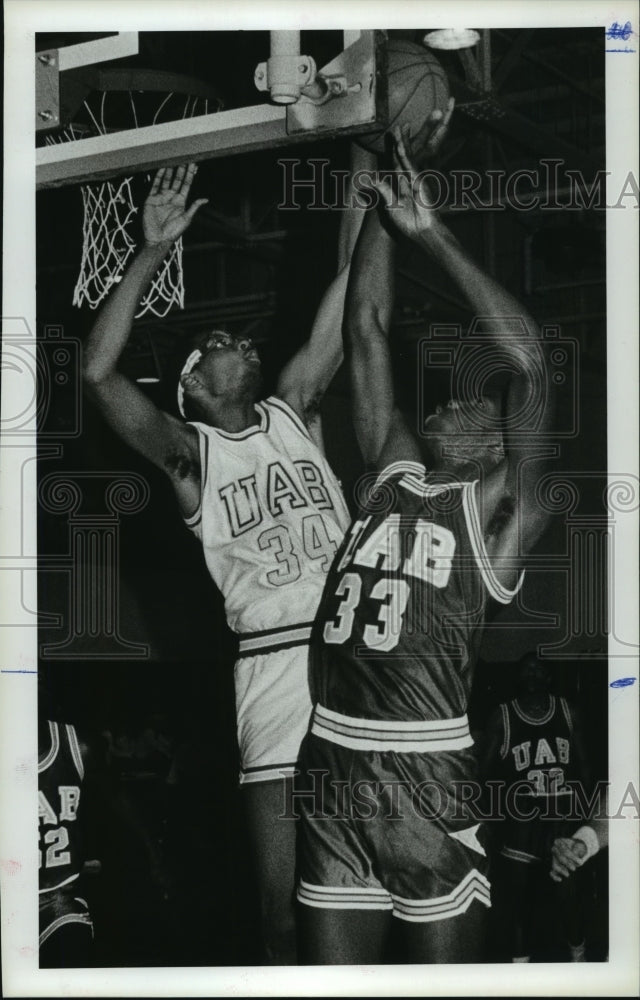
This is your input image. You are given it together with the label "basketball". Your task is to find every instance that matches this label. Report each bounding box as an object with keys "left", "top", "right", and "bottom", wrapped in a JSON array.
[{"left": 358, "top": 40, "right": 450, "bottom": 154}]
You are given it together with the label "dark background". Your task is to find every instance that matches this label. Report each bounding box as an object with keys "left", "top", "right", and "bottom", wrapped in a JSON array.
[{"left": 36, "top": 27, "right": 608, "bottom": 964}]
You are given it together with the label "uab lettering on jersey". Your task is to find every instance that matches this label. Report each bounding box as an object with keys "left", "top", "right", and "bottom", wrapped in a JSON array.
[
  {"left": 218, "top": 460, "right": 334, "bottom": 537},
  {"left": 512, "top": 737, "right": 571, "bottom": 796},
  {"left": 38, "top": 785, "right": 80, "bottom": 870},
  {"left": 324, "top": 515, "right": 456, "bottom": 652},
  {"left": 219, "top": 459, "right": 340, "bottom": 588}
]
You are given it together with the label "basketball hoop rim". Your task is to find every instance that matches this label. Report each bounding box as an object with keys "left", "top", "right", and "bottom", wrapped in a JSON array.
[
  {"left": 42, "top": 66, "right": 224, "bottom": 144},
  {"left": 93, "top": 67, "right": 224, "bottom": 109}
]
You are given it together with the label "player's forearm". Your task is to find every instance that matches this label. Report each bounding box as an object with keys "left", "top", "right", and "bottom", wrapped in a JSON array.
[
  {"left": 345, "top": 206, "right": 395, "bottom": 346},
  {"left": 415, "top": 221, "right": 539, "bottom": 364},
  {"left": 337, "top": 145, "right": 377, "bottom": 271},
  {"left": 276, "top": 151, "right": 373, "bottom": 408},
  {"left": 305, "top": 146, "right": 375, "bottom": 353},
  {"left": 83, "top": 241, "right": 172, "bottom": 384},
  {"left": 344, "top": 206, "right": 398, "bottom": 464}
]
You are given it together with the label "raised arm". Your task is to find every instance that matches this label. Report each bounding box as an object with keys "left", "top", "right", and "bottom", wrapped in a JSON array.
[
  {"left": 83, "top": 165, "right": 207, "bottom": 513},
  {"left": 344, "top": 110, "right": 455, "bottom": 470},
  {"left": 344, "top": 201, "right": 420, "bottom": 470},
  {"left": 376, "top": 128, "right": 553, "bottom": 549},
  {"left": 276, "top": 145, "right": 373, "bottom": 432}
]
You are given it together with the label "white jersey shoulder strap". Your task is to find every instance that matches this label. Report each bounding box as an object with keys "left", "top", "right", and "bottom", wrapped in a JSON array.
[
  {"left": 263, "top": 396, "right": 312, "bottom": 440},
  {"left": 461, "top": 481, "right": 525, "bottom": 605}
]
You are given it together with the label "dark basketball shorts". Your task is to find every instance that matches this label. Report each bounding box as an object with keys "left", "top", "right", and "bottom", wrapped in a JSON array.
[
  {"left": 296, "top": 711, "right": 490, "bottom": 923},
  {"left": 39, "top": 887, "right": 93, "bottom": 950},
  {"left": 500, "top": 792, "right": 579, "bottom": 865}
]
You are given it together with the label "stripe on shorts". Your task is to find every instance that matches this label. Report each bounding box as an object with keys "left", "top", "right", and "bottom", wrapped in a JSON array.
[
  {"left": 239, "top": 761, "right": 297, "bottom": 785},
  {"left": 311, "top": 703, "right": 474, "bottom": 752},
  {"left": 501, "top": 845, "right": 540, "bottom": 864},
  {"left": 391, "top": 869, "right": 491, "bottom": 923},
  {"left": 297, "top": 879, "right": 393, "bottom": 911},
  {"left": 236, "top": 621, "right": 314, "bottom": 657}
]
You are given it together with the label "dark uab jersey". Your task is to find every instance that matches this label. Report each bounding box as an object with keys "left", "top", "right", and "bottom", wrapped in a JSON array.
[
  {"left": 498, "top": 695, "right": 578, "bottom": 799},
  {"left": 38, "top": 720, "right": 85, "bottom": 893},
  {"left": 311, "top": 461, "right": 524, "bottom": 722}
]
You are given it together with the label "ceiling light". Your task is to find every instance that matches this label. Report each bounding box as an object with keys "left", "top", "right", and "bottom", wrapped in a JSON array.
[{"left": 423, "top": 29, "right": 481, "bottom": 50}]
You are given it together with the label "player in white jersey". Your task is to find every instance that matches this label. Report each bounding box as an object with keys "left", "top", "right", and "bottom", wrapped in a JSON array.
[
  {"left": 83, "top": 157, "right": 368, "bottom": 963},
  {"left": 184, "top": 394, "right": 349, "bottom": 785}
]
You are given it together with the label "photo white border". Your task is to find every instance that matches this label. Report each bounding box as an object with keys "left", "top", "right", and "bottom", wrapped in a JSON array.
[{"left": 2, "top": 1, "right": 638, "bottom": 995}]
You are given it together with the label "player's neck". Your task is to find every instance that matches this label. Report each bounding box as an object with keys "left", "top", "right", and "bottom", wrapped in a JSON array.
[
  {"left": 516, "top": 692, "right": 552, "bottom": 717},
  {"left": 199, "top": 394, "right": 260, "bottom": 432}
]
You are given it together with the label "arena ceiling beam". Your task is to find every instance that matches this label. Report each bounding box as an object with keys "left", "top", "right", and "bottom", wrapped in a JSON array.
[
  {"left": 452, "top": 77, "right": 602, "bottom": 177},
  {"left": 492, "top": 29, "right": 536, "bottom": 91}
]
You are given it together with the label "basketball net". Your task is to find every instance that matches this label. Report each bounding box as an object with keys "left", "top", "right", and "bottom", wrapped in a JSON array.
[
  {"left": 45, "top": 86, "right": 214, "bottom": 317},
  {"left": 73, "top": 177, "right": 183, "bottom": 318}
]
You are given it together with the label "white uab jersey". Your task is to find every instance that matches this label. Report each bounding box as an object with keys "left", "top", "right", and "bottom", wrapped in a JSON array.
[{"left": 184, "top": 396, "right": 350, "bottom": 641}]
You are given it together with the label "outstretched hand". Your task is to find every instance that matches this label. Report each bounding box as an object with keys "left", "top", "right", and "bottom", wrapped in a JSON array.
[
  {"left": 373, "top": 126, "right": 442, "bottom": 242},
  {"left": 143, "top": 163, "right": 208, "bottom": 246}
]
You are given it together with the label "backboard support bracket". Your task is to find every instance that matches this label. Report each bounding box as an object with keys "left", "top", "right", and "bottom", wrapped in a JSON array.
[
  {"left": 287, "top": 30, "right": 385, "bottom": 138},
  {"left": 36, "top": 31, "right": 385, "bottom": 190},
  {"left": 35, "top": 33, "right": 139, "bottom": 134}
]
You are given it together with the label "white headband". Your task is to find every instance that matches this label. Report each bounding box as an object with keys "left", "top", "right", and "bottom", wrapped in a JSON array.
[{"left": 177, "top": 349, "right": 203, "bottom": 418}]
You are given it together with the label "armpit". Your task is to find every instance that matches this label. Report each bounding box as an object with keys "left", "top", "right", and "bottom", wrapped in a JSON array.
[
  {"left": 164, "top": 449, "right": 200, "bottom": 481},
  {"left": 486, "top": 492, "right": 516, "bottom": 538},
  {"left": 302, "top": 391, "right": 323, "bottom": 427}
]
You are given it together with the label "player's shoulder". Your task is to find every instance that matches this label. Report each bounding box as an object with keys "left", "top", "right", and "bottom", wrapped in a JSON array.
[
  {"left": 381, "top": 461, "right": 470, "bottom": 500},
  {"left": 492, "top": 702, "right": 509, "bottom": 722},
  {"left": 373, "top": 459, "right": 429, "bottom": 488},
  {"left": 263, "top": 394, "right": 312, "bottom": 433},
  {"left": 362, "top": 461, "right": 470, "bottom": 516},
  {"left": 485, "top": 702, "right": 511, "bottom": 735},
  {"left": 558, "top": 695, "right": 580, "bottom": 729},
  {"left": 44, "top": 719, "right": 90, "bottom": 774},
  {"left": 358, "top": 460, "right": 425, "bottom": 512}
]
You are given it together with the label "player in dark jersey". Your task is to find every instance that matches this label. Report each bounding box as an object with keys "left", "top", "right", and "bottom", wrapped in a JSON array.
[
  {"left": 480, "top": 653, "right": 591, "bottom": 961},
  {"left": 296, "top": 125, "right": 555, "bottom": 964},
  {"left": 38, "top": 715, "right": 93, "bottom": 967},
  {"left": 38, "top": 683, "right": 169, "bottom": 968}
]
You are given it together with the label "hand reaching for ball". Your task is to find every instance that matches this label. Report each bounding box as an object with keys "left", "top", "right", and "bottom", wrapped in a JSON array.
[
  {"left": 407, "top": 96, "right": 455, "bottom": 164},
  {"left": 373, "top": 126, "right": 444, "bottom": 241}
]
